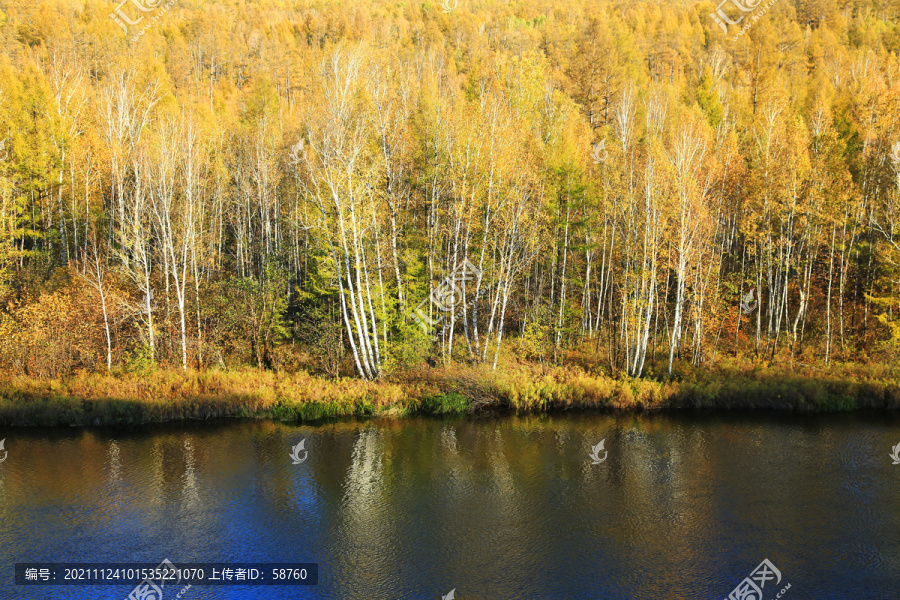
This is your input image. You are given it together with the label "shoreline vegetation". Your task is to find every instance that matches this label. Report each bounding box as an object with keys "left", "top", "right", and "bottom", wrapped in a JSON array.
[
  {"left": 2, "top": 359, "right": 898, "bottom": 427},
  {"left": 2, "top": 2, "right": 900, "bottom": 429}
]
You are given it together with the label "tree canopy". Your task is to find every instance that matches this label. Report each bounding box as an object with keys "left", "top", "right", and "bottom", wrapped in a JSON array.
[{"left": 0, "top": 0, "right": 899, "bottom": 379}]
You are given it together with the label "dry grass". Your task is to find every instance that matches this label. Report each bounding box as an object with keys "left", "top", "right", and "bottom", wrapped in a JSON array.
[
  {"left": 1, "top": 358, "right": 898, "bottom": 426},
  {"left": 400, "top": 357, "right": 900, "bottom": 413},
  {"left": 0, "top": 369, "right": 415, "bottom": 426}
]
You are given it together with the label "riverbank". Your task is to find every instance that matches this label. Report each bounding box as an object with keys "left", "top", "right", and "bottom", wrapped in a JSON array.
[{"left": 0, "top": 359, "right": 898, "bottom": 426}]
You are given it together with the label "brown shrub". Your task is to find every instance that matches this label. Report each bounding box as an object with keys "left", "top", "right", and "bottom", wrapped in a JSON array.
[{"left": 0, "top": 278, "right": 121, "bottom": 376}]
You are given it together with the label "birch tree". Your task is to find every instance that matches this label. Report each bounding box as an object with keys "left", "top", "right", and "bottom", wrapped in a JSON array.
[{"left": 294, "top": 47, "right": 383, "bottom": 380}]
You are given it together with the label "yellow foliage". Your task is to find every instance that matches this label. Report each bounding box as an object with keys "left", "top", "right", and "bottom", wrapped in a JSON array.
[{"left": 0, "top": 276, "right": 125, "bottom": 376}]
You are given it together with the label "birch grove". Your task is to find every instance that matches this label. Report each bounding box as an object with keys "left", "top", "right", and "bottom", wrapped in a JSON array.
[{"left": 1, "top": 0, "right": 900, "bottom": 379}]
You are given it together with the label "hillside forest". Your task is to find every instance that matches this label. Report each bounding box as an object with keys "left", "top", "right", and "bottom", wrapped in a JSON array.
[{"left": 1, "top": 0, "right": 900, "bottom": 383}]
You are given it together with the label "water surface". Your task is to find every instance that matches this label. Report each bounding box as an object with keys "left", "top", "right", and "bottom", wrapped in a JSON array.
[{"left": 1, "top": 411, "right": 899, "bottom": 599}]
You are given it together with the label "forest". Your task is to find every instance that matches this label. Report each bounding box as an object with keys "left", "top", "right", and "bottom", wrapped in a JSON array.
[{"left": 0, "top": 0, "right": 899, "bottom": 406}]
